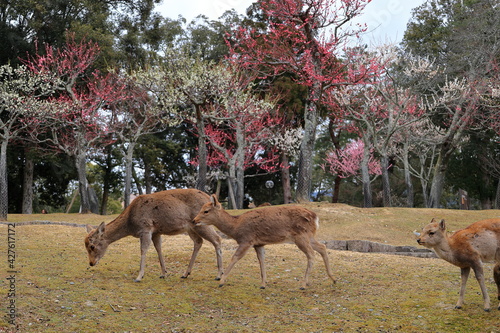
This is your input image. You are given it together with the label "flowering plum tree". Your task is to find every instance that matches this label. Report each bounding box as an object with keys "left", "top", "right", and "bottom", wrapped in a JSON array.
[
  {"left": 0, "top": 65, "right": 55, "bottom": 219},
  {"left": 391, "top": 117, "right": 446, "bottom": 207},
  {"left": 269, "top": 127, "right": 303, "bottom": 203},
  {"left": 108, "top": 74, "right": 174, "bottom": 208},
  {"left": 24, "top": 36, "right": 129, "bottom": 213},
  {"left": 229, "top": 0, "right": 375, "bottom": 202},
  {"left": 332, "top": 46, "right": 425, "bottom": 207},
  {"left": 200, "top": 70, "right": 283, "bottom": 208},
  {"left": 133, "top": 49, "right": 231, "bottom": 192},
  {"left": 323, "top": 138, "right": 381, "bottom": 179}
]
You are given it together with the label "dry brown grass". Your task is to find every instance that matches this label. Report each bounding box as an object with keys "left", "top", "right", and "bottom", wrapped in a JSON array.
[{"left": 1, "top": 204, "right": 500, "bottom": 332}]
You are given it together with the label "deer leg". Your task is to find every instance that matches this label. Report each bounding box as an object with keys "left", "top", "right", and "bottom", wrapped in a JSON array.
[
  {"left": 254, "top": 245, "right": 267, "bottom": 289},
  {"left": 456, "top": 267, "right": 470, "bottom": 309},
  {"left": 219, "top": 243, "right": 252, "bottom": 287},
  {"left": 295, "top": 237, "right": 315, "bottom": 290},
  {"left": 152, "top": 233, "right": 166, "bottom": 279},
  {"left": 472, "top": 264, "right": 491, "bottom": 312},
  {"left": 194, "top": 226, "right": 223, "bottom": 280},
  {"left": 135, "top": 232, "right": 153, "bottom": 282},
  {"left": 181, "top": 230, "right": 203, "bottom": 279},
  {"left": 310, "top": 238, "right": 336, "bottom": 284},
  {"left": 493, "top": 263, "right": 500, "bottom": 310}
]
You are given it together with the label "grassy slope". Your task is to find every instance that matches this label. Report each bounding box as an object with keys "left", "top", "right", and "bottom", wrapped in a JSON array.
[{"left": 1, "top": 205, "right": 499, "bottom": 332}]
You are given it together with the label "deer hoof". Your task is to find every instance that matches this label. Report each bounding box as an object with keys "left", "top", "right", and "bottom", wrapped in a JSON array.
[
  {"left": 159, "top": 275, "right": 165, "bottom": 279},
  {"left": 260, "top": 286, "right": 266, "bottom": 289},
  {"left": 134, "top": 279, "right": 142, "bottom": 283},
  {"left": 484, "top": 308, "right": 491, "bottom": 312},
  {"left": 454, "top": 305, "right": 462, "bottom": 309},
  {"left": 218, "top": 283, "right": 225, "bottom": 288},
  {"left": 215, "top": 277, "right": 221, "bottom": 281}
]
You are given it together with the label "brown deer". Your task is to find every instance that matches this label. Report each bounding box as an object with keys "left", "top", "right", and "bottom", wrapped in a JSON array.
[
  {"left": 193, "top": 195, "right": 336, "bottom": 289},
  {"left": 417, "top": 218, "right": 500, "bottom": 311},
  {"left": 84, "top": 189, "right": 223, "bottom": 282}
]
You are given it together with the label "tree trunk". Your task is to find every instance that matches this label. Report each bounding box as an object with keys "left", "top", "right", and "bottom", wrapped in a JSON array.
[
  {"left": 195, "top": 105, "right": 208, "bottom": 192},
  {"left": 123, "top": 142, "right": 136, "bottom": 208},
  {"left": 361, "top": 139, "right": 373, "bottom": 208},
  {"left": 420, "top": 178, "right": 430, "bottom": 208},
  {"left": 66, "top": 190, "right": 78, "bottom": 213},
  {"left": 428, "top": 159, "right": 447, "bottom": 208},
  {"left": 75, "top": 152, "right": 91, "bottom": 214},
  {"left": 402, "top": 147, "right": 414, "bottom": 208},
  {"left": 101, "top": 180, "right": 109, "bottom": 215},
  {"left": 88, "top": 185, "right": 100, "bottom": 214},
  {"left": 332, "top": 175, "right": 341, "bottom": 203},
  {"left": 22, "top": 154, "right": 34, "bottom": 214},
  {"left": 296, "top": 98, "right": 319, "bottom": 202},
  {"left": 100, "top": 146, "right": 113, "bottom": 215},
  {"left": 235, "top": 167, "right": 244, "bottom": 209},
  {"left": 281, "top": 153, "right": 292, "bottom": 204},
  {"left": 380, "top": 154, "right": 392, "bottom": 207},
  {"left": 480, "top": 172, "right": 492, "bottom": 209},
  {"left": 328, "top": 120, "right": 342, "bottom": 204},
  {"left": 234, "top": 124, "right": 246, "bottom": 209},
  {"left": 495, "top": 179, "right": 500, "bottom": 209},
  {"left": 144, "top": 158, "right": 153, "bottom": 194},
  {"left": 0, "top": 139, "right": 8, "bottom": 220},
  {"left": 227, "top": 175, "right": 238, "bottom": 210},
  {"left": 132, "top": 167, "right": 143, "bottom": 195}
]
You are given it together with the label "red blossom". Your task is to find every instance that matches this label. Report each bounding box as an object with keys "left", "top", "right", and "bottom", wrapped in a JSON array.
[
  {"left": 22, "top": 35, "right": 129, "bottom": 154},
  {"left": 323, "top": 139, "right": 381, "bottom": 178}
]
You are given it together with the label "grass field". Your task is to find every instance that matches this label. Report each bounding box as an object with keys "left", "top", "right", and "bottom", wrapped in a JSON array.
[{"left": 1, "top": 203, "right": 499, "bottom": 332}]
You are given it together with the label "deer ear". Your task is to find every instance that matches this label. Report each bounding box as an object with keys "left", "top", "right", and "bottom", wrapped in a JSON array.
[
  {"left": 210, "top": 194, "right": 222, "bottom": 210},
  {"left": 439, "top": 219, "right": 446, "bottom": 230},
  {"left": 210, "top": 194, "right": 217, "bottom": 205},
  {"left": 96, "top": 222, "right": 106, "bottom": 235}
]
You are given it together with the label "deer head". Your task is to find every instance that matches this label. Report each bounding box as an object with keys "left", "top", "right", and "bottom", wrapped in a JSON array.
[{"left": 84, "top": 222, "right": 109, "bottom": 267}]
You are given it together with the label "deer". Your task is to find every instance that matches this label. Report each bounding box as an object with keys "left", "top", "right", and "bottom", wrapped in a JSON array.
[
  {"left": 193, "top": 194, "right": 336, "bottom": 289},
  {"left": 84, "top": 189, "right": 223, "bottom": 282},
  {"left": 416, "top": 218, "right": 500, "bottom": 311}
]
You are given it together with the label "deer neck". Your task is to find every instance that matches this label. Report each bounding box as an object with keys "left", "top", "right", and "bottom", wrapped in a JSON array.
[
  {"left": 212, "top": 210, "right": 239, "bottom": 238},
  {"left": 432, "top": 235, "right": 455, "bottom": 263},
  {"left": 103, "top": 215, "right": 132, "bottom": 244}
]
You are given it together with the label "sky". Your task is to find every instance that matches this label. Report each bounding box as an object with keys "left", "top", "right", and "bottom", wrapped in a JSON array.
[{"left": 156, "top": 0, "right": 427, "bottom": 45}]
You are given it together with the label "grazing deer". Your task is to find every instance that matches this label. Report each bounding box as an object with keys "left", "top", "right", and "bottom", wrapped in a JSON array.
[
  {"left": 84, "top": 189, "right": 223, "bottom": 282},
  {"left": 417, "top": 218, "right": 500, "bottom": 311},
  {"left": 193, "top": 195, "right": 336, "bottom": 289}
]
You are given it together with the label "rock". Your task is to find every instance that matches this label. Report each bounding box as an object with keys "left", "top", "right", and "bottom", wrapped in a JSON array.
[{"left": 324, "top": 239, "right": 437, "bottom": 258}]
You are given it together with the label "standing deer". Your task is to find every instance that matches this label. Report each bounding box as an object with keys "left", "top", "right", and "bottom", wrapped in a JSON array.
[
  {"left": 417, "top": 218, "right": 500, "bottom": 311},
  {"left": 193, "top": 195, "right": 336, "bottom": 289},
  {"left": 84, "top": 189, "right": 223, "bottom": 282}
]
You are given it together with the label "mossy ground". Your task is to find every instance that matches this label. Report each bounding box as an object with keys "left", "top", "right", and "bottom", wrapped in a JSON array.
[{"left": 1, "top": 204, "right": 499, "bottom": 332}]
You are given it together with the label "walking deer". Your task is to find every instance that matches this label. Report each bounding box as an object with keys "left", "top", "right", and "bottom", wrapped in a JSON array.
[
  {"left": 193, "top": 195, "right": 336, "bottom": 289},
  {"left": 417, "top": 218, "right": 500, "bottom": 311},
  {"left": 84, "top": 189, "right": 223, "bottom": 282}
]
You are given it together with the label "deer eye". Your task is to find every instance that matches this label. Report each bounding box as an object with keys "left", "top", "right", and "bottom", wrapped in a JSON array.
[
  {"left": 428, "top": 232, "right": 435, "bottom": 236},
  {"left": 204, "top": 210, "right": 209, "bottom": 214}
]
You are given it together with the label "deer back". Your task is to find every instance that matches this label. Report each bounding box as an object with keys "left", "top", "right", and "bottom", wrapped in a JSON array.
[
  {"left": 230, "top": 206, "right": 319, "bottom": 244},
  {"left": 125, "top": 189, "right": 211, "bottom": 235},
  {"left": 449, "top": 219, "right": 500, "bottom": 263}
]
